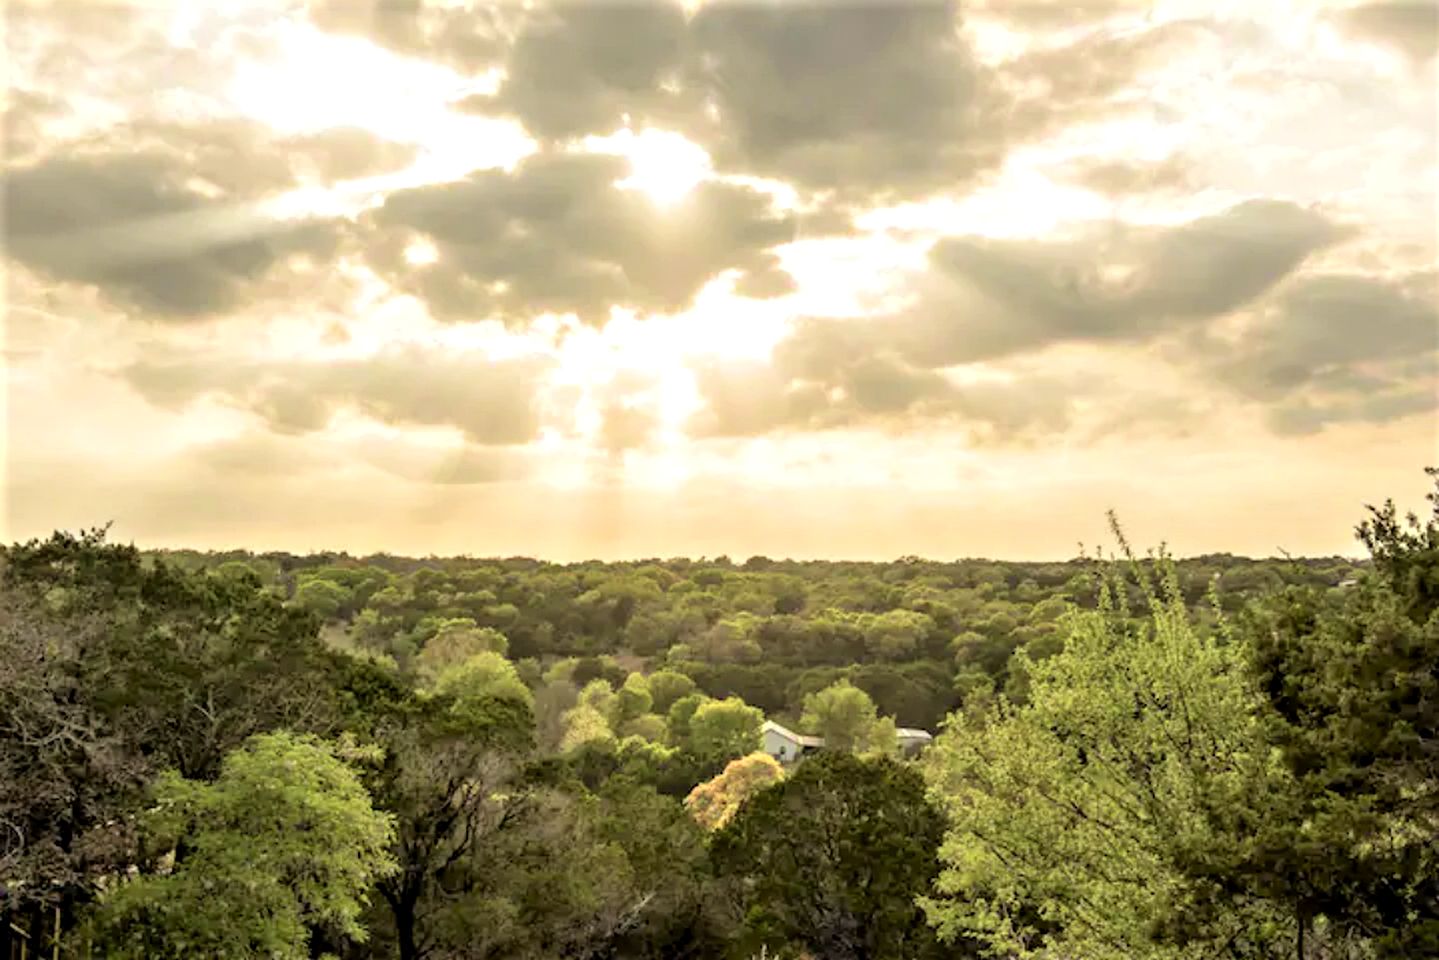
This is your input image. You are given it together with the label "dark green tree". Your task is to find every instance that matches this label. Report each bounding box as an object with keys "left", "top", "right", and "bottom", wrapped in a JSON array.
[
  {"left": 1223, "top": 468, "right": 1439, "bottom": 956},
  {"left": 711, "top": 752, "right": 958, "bottom": 960}
]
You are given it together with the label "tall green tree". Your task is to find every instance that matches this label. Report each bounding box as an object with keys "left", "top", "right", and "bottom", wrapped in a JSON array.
[
  {"left": 923, "top": 542, "right": 1288, "bottom": 959},
  {"left": 1221, "top": 470, "right": 1439, "bottom": 956},
  {"left": 363, "top": 691, "right": 535, "bottom": 960}
]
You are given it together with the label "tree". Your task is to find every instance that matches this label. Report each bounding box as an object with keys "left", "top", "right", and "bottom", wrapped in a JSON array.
[
  {"left": 561, "top": 704, "right": 616, "bottom": 753},
  {"left": 294, "top": 577, "right": 352, "bottom": 621},
  {"left": 0, "top": 530, "right": 362, "bottom": 933},
  {"left": 923, "top": 544, "right": 1287, "bottom": 959},
  {"left": 82, "top": 733, "right": 396, "bottom": 959},
  {"left": 687, "top": 697, "right": 763, "bottom": 763},
  {"left": 619, "top": 714, "right": 668, "bottom": 742},
  {"left": 683, "top": 752, "right": 784, "bottom": 831},
  {"left": 666, "top": 691, "right": 712, "bottom": 746},
  {"left": 363, "top": 688, "right": 535, "bottom": 960},
  {"left": 1220, "top": 470, "right": 1439, "bottom": 956},
  {"left": 646, "top": 669, "right": 698, "bottom": 714},
  {"left": 800, "top": 680, "right": 894, "bottom": 755},
  {"left": 616, "top": 672, "right": 654, "bottom": 724},
  {"left": 712, "top": 752, "right": 954, "bottom": 960},
  {"left": 433, "top": 651, "right": 533, "bottom": 714},
  {"left": 594, "top": 781, "right": 731, "bottom": 957},
  {"left": 860, "top": 609, "right": 933, "bottom": 660},
  {"left": 414, "top": 620, "right": 508, "bottom": 679}
]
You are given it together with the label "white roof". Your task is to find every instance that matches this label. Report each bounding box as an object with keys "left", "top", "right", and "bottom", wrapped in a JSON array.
[
  {"left": 895, "top": 728, "right": 933, "bottom": 740},
  {"left": 762, "top": 720, "right": 825, "bottom": 748}
]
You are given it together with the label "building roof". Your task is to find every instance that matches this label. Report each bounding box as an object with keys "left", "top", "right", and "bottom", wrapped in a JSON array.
[
  {"left": 762, "top": 720, "right": 825, "bottom": 748},
  {"left": 895, "top": 728, "right": 933, "bottom": 740}
]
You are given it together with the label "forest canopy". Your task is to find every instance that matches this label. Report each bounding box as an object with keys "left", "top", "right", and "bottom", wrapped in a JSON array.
[{"left": 1, "top": 470, "right": 1433, "bottom": 960}]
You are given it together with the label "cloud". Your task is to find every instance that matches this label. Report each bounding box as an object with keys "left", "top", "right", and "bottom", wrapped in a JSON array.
[
  {"left": 481, "top": 0, "right": 693, "bottom": 142},
  {"left": 2, "top": 88, "right": 68, "bottom": 163},
  {"left": 1064, "top": 154, "right": 1195, "bottom": 195},
  {"left": 1338, "top": 2, "right": 1439, "bottom": 62},
  {"left": 965, "top": 0, "right": 1145, "bottom": 27},
  {"left": 2, "top": 150, "right": 342, "bottom": 319},
  {"left": 687, "top": 326, "right": 1075, "bottom": 443},
  {"left": 299, "top": 0, "right": 1221, "bottom": 210},
  {"left": 885, "top": 199, "right": 1341, "bottom": 365},
  {"left": 303, "top": 0, "right": 511, "bottom": 72},
  {"left": 367, "top": 149, "right": 796, "bottom": 324},
  {"left": 1207, "top": 269, "right": 1439, "bottom": 432},
  {"left": 120, "top": 345, "right": 555, "bottom": 444},
  {"left": 283, "top": 126, "right": 420, "bottom": 181},
  {"left": 686, "top": 199, "right": 1347, "bottom": 441},
  {"left": 684, "top": 0, "right": 993, "bottom": 199}
]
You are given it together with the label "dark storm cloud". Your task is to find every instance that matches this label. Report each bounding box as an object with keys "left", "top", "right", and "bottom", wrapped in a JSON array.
[
  {"left": 2, "top": 151, "right": 341, "bottom": 319},
  {"left": 1338, "top": 2, "right": 1439, "bottom": 61},
  {"left": 121, "top": 346, "right": 554, "bottom": 444},
  {"left": 367, "top": 150, "right": 796, "bottom": 324}
]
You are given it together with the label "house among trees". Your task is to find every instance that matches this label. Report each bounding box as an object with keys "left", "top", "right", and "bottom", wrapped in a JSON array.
[
  {"left": 761, "top": 720, "right": 933, "bottom": 762},
  {"left": 896, "top": 727, "right": 934, "bottom": 757},
  {"left": 762, "top": 720, "right": 825, "bottom": 762}
]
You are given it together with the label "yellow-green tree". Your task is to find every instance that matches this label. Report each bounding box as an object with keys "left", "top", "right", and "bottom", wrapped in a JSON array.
[
  {"left": 684, "top": 751, "right": 784, "bottom": 831},
  {"left": 922, "top": 544, "right": 1287, "bottom": 959},
  {"left": 82, "top": 733, "right": 396, "bottom": 959}
]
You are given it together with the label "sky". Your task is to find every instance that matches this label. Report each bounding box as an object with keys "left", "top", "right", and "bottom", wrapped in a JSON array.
[{"left": 2, "top": 0, "right": 1436, "bottom": 561}]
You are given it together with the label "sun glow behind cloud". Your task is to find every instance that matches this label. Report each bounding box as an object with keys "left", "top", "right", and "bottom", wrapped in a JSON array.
[
  {"left": 585, "top": 128, "right": 715, "bottom": 207},
  {"left": 5, "top": 0, "right": 1431, "bottom": 557}
]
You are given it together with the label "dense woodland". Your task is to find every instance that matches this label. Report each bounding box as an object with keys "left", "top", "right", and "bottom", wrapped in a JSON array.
[{"left": 2, "top": 469, "right": 1434, "bottom": 959}]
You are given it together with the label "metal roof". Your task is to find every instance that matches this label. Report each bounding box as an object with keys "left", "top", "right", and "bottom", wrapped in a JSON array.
[{"left": 762, "top": 720, "right": 825, "bottom": 748}]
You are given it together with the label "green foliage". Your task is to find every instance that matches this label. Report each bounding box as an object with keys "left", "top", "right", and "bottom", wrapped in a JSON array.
[
  {"left": 0, "top": 530, "right": 374, "bottom": 924},
  {"left": 800, "top": 679, "right": 896, "bottom": 755},
  {"left": 434, "top": 651, "right": 534, "bottom": 715},
  {"left": 923, "top": 543, "right": 1288, "bottom": 959},
  {"left": 83, "top": 733, "right": 395, "bottom": 959},
  {"left": 560, "top": 703, "right": 616, "bottom": 753},
  {"left": 1220, "top": 471, "right": 1439, "bottom": 955},
  {"left": 646, "top": 668, "right": 698, "bottom": 713},
  {"left": 665, "top": 691, "right": 712, "bottom": 745},
  {"left": 687, "top": 696, "right": 764, "bottom": 763},
  {"left": 293, "top": 577, "right": 352, "bottom": 621},
  {"left": 712, "top": 752, "right": 954, "bottom": 960},
  {"left": 415, "top": 620, "right": 509, "bottom": 679},
  {"left": 0, "top": 509, "right": 1390, "bottom": 959},
  {"left": 618, "top": 713, "right": 668, "bottom": 742},
  {"left": 616, "top": 671, "right": 654, "bottom": 723}
]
